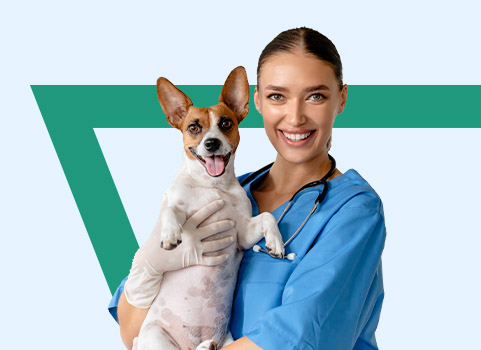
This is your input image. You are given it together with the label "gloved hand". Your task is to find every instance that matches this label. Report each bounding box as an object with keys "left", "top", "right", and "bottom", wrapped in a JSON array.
[{"left": 124, "top": 199, "right": 235, "bottom": 308}]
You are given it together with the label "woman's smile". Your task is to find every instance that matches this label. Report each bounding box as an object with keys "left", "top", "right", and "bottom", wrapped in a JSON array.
[{"left": 278, "top": 129, "right": 316, "bottom": 147}]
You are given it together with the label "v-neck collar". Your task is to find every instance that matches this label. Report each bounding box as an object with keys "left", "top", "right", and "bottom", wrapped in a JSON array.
[{"left": 243, "top": 166, "right": 353, "bottom": 218}]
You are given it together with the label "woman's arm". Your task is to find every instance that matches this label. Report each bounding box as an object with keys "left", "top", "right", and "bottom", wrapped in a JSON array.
[
  {"left": 222, "top": 337, "right": 262, "bottom": 350},
  {"left": 117, "top": 290, "right": 149, "bottom": 350},
  {"left": 111, "top": 200, "right": 235, "bottom": 349}
]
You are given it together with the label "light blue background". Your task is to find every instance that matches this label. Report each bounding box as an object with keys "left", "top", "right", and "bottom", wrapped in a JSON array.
[{"left": 1, "top": 1, "right": 480, "bottom": 349}]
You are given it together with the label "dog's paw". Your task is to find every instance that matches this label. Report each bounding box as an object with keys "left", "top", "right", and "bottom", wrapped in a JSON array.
[
  {"left": 265, "top": 226, "right": 285, "bottom": 259},
  {"left": 160, "top": 222, "right": 182, "bottom": 250},
  {"left": 196, "top": 339, "right": 217, "bottom": 350}
]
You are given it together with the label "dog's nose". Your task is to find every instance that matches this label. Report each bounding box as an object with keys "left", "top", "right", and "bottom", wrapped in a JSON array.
[{"left": 204, "top": 138, "right": 221, "bottom": 152}]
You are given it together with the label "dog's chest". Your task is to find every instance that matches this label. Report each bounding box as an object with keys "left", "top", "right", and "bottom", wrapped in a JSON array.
[{"left": 168, "top": 181, "right": 252, "bottom": 230}]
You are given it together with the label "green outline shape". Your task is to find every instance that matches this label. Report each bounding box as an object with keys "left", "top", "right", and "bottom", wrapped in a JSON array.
[{"left": 31, "top": 85, "right": 481, "bottom": 294}]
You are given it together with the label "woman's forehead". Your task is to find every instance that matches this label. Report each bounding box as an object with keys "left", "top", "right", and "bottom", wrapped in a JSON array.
[{"left": 258, "top": 52, "right": 337, "bottom": 89}]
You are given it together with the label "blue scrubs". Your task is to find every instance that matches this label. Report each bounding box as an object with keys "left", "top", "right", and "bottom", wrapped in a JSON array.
[{"left": 109, "top": 168, "right": 386, "bottom": 350}]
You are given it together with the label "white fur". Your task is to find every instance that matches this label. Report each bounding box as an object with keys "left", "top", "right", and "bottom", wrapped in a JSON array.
[
  {"left": 193, "top": 111, "right": 233, "bottom": 158},
  {"left": 134, "top": 119, "right": 284, "bottom": 350}
]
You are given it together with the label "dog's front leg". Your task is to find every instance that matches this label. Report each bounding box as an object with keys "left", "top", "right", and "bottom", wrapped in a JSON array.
[
  {"left": 238, "top": 213, "right": 285, "bottom": 258},
  {"left": 160, "top": 205, "right": 187, "bottom": 250}
]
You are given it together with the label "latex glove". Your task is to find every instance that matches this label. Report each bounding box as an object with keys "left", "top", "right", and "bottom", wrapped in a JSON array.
[{"left": 124, "top": 199, "right": 235, "bottom": 308}]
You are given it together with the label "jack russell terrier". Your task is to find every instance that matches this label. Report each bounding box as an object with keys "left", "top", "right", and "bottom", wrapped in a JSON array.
[{"left": 133, "top": 66, "right": 285, "bottom": 350}]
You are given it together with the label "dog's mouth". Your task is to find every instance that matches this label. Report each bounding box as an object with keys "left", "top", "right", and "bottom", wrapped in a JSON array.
[{"left": 189, "top": 148, "right": 232, "bottom": 177}]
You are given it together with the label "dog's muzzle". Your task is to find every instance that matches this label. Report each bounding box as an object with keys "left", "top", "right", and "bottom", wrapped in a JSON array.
[{"left": 189, "top": 147, "right": 231, "bottom": 177}]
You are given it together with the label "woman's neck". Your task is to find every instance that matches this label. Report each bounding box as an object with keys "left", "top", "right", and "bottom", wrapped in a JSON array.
[{"left": 256, "top": 152, "right": 340, "bottom": 196}]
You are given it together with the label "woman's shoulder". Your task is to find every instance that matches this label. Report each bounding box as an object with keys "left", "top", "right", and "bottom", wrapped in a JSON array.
[{"left": 329, "top": 169, "right": 384, "bottom": 215}]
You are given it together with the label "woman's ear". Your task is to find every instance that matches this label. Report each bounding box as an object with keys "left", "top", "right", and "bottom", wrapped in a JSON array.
[
  {"left": 254, "top": 86, "right": 261, "bottom": 113},
  {"left": 338, "top": 84, "right": 348, "bottom": 114}
]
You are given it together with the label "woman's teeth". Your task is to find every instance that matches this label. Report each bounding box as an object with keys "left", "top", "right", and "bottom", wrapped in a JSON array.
[{"left": 282, "top": 131, "right": 312, "bottom": 141}]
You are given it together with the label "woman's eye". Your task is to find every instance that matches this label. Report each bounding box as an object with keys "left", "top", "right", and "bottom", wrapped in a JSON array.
[
  {"left": 188, "top": 124, "right": 201, "bottom": 134},
  {"left": 268, "top": 93, "right": 283, "bottom": 101},
  {"left": 309, "top": 93, "right": 325, "bottom": 101}
]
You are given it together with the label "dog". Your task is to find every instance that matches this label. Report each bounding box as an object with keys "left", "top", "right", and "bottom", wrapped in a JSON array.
[{"left": 133, "top": 66, "right": 285, "bottom": 350}]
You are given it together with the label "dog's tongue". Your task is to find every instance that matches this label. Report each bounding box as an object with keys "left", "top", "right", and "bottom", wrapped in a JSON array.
[{"left": 205, "top": 155, "right": 225, "bottom": 176}]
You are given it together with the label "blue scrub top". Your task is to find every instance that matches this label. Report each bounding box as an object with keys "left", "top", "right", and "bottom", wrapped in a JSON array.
[{"left": 109, "top": 168, "right": 386, "bottom": 350}]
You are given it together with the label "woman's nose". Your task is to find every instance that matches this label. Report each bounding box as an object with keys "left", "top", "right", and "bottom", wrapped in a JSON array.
[{"left": 285, "top": 99, "right": 306, "bottom": 126}]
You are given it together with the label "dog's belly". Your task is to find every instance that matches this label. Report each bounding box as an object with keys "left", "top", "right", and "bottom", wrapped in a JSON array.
[
  {"left": 137, "top": 183, "right": 252, "bottom": 349},
  {"left": 144, "top": 251, "right": 242, "bottom": 349}
]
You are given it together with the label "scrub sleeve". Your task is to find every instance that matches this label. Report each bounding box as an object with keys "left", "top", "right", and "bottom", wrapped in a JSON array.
[{"left": 108, "top": 276, "right": 127, "bottom": 322}]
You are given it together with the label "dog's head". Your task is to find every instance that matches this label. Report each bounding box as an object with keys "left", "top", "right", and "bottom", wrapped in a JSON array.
[{"left": 156, "top": 66, "right": 249, "bottom": 177}]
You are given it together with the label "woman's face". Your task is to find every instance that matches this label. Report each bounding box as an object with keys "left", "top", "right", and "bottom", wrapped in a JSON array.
[{"left": 254, "top": 51, "right": 347, "bottom": 166}]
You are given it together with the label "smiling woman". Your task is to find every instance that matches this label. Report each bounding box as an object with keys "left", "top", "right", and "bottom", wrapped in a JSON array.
[
  {"left": 256, "top": 55, "right": 345, "bottom": 162},
  {"left": 251, "top": 32, "right": 346, "bottom": 214},
  {"left": 109, "top": 27, "right": 387, "bottom": 350}
]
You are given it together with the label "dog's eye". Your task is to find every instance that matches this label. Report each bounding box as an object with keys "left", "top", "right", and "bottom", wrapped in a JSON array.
[
  {"left": 188, "top": 124, "right": 201, "bottom": 134},
  {"left": 219, "top": 118, "right": 233, "bottom": 130}
]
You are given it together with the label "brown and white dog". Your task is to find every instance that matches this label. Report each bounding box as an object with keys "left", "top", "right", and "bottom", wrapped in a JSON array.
[{"left": 133, "top": 66, "right": 285, "bottom": 350}]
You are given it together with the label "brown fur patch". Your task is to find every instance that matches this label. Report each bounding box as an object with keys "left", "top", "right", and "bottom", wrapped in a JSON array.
[
  {"left": 180, "top": 104, "right": 241, "bottom": 159},
  {"left": 180, "top": 107, "right": 211, "bottom": 160}
]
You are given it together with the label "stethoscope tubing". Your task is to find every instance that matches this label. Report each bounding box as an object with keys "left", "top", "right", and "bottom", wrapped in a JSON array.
[{"left": 244, "top": 155, "right": 336, "bottom": 260}]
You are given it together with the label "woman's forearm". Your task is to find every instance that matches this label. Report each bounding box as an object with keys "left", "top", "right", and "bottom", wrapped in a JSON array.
[
  {"left": 222, "top": 337, "right": 262, "bottom": 350},
  {"left": 117, "top": 290, "right": 149, "bottom": 350}
]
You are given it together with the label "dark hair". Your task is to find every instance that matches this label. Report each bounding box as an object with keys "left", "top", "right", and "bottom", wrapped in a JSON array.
[{"left": 257, "top": 27, "right": 344, "bottom": 91}]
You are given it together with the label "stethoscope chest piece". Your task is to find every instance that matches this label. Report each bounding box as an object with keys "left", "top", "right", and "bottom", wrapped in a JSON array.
[{"left": 253, "top": 244, "right": 296, "bottom": 260}]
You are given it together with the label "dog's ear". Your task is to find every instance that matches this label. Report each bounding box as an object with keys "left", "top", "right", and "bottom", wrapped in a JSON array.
[
  {"left": 219, "top": 66, "right": 249, "bottom": 123},
  {"left": 157, "top": 77, "right": 193, "bottom": 129}
]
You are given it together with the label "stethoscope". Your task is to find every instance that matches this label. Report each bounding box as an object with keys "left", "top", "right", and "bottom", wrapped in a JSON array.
[{"left": 240, "top": 154, "right": 337, "bottom": 261}]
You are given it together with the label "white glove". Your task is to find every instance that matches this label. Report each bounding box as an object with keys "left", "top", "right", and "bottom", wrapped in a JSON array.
[{"left": 124, "top": 199, "right": 235, "bottom": 308}]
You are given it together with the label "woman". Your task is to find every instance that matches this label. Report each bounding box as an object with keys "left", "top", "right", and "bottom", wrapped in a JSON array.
[{"left": 109, "top": 27, "right": 386, "bottom": 350}]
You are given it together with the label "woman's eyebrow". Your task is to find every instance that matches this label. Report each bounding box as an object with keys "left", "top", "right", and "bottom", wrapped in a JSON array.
[
  {"left": 304, "top": 84, "right": 330, "bottom": 92},
  {"left": 264, "top": 84, "right": 330, "bottom": 92},
  {"left": 264, "top": 84, "right": 288, "bottom": 92}
]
